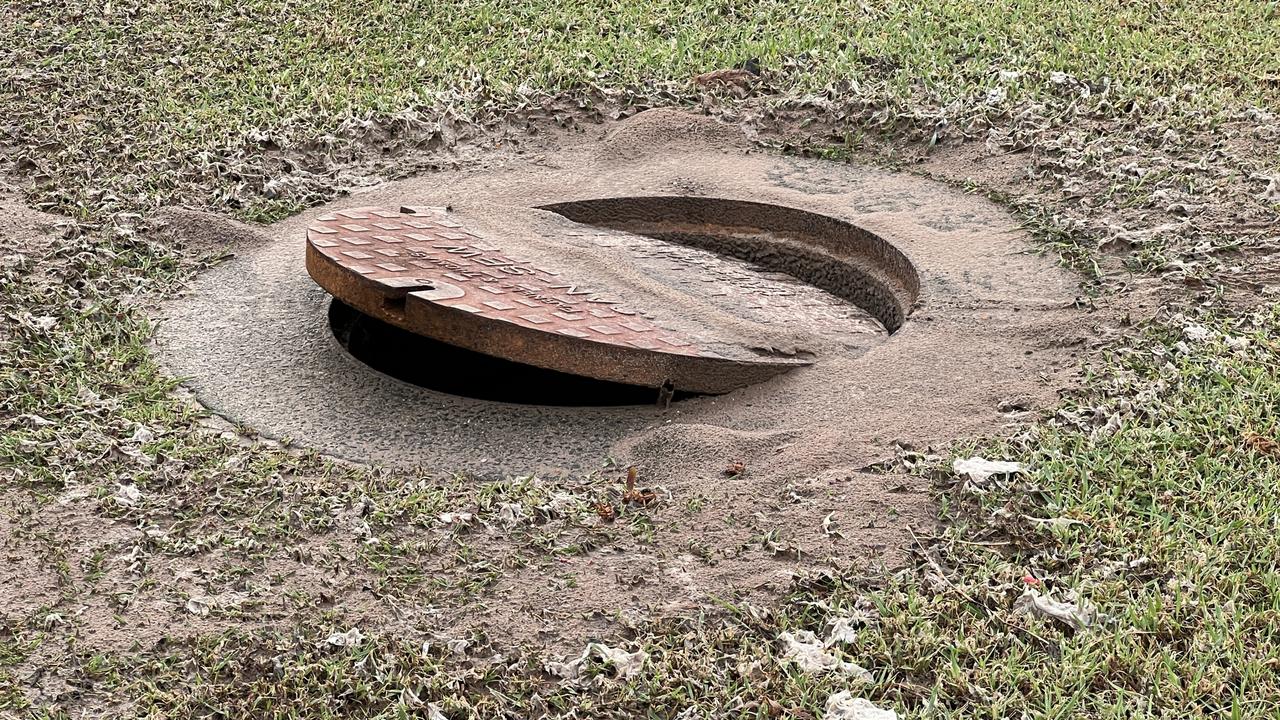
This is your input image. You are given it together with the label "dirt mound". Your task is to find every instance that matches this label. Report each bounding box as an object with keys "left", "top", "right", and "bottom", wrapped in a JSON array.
[{"left": 152, "top": 109, "right": 1135, "bottom": 649}]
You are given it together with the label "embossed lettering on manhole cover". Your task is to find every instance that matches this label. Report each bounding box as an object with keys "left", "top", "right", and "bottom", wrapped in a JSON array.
[{"left": 305, "top": 204, "right": 893, "bottom": 394}]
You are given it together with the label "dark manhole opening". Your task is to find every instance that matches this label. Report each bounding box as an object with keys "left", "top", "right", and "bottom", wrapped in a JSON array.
[{"left": 329, "top": 300, "right": 697, "bottom": 407}]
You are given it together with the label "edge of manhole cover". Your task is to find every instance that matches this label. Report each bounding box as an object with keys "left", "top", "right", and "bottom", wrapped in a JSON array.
[{"left": 305, "top": 201, "right": 917, "bottom": 394}]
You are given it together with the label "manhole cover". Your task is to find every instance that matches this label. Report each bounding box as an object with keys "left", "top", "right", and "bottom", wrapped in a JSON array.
[{"left": 306, "top": 199, "right": 916, "bottom": 394}]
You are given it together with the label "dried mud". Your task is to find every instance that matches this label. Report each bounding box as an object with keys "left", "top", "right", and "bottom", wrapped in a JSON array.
[
  {"left": 143, "top": 110, "right": 1142, "bottom": 649},
  {"left": 3, "top": 112, "right": 1147, "bottom": 674}
]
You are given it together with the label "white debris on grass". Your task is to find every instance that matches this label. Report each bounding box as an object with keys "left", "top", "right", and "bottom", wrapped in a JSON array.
[
  {"left": 497, "top": 502, "right": 527, "bottom": 529},
  {"left": 324, "top": 627, "right": 366, "bottom": 648},
  {"left": 114, "top": 483, "right": 143, "bottom": 507},
  {"left": 1182, "top": 322, "right": 1213, "bottom": 342},
  {"left": 20, "top": 314, "right": 58, "bottom": 332},
  {"left": 1225, "top": 335, "right": 1251, "bottom": 352},
  {"left": 1013, "top": 589, "right": 1094, "bottom": 631},
  {"left": 778, "top": 631, "right": 873, "bottom": 682},
  {"left": 1021, "top": 515, "right": 1087, "bottom": 531},
  {"left": 538, "top": 491, "right": 580, "bottom": 516},
  {"left": 594, "top": 643, "right": 648, "bottom": 679},
  {"left": 129, "top": 424, "right": 156, "bottom": 443},
  {"left": 1262, "top": 176, "right": 1280, "bottom": 203},
  {"left": 952, "top": 457, "right": 1025, "bottom": 493},
  {"left": 545, "top": 642, "right": 649, "bottom": 682},
  {"left": 185, "top": 591, "right": 251, "bottom": 617},
  {"left": 823, "top": 692, "right": 898, "bottom": 720},
  {"left": 825, "top": 616, "right": 861, "bottom": 646},
  {"left": 822, "top": 512, "right": 845, "bottom": 539},
  {"left": 57, "top": 483, "right": 92, "bottom": 505},
  {"left": 184, "top": 596, "right": 210, "bottom": 616},
  {"left": 437, "top": 511, "right": 474, "bottom": 527},
  {"left": 15, "top": 413, "right": 54, "bottom": 427}
]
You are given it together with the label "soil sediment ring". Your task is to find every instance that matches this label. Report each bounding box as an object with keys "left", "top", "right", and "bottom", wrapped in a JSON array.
[{"left": 157, "top": 109, "right": 1090, "bottom": 477}]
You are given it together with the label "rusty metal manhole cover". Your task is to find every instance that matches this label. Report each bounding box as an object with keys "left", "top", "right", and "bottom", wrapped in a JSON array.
[{"left": 306, "top": 200, "right": 916, "bottom": 394}]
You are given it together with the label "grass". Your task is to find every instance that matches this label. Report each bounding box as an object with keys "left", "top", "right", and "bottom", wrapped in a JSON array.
[
  {"left": 3, "top": 0, "right": 1278, "bottom": 216},
  {"left": 6, "top": 308, "right": 1279, "bottom": 718},
  {"left": 2, "top": 0, "right": 1280, "bottom": 718},
  {"left": 37, "top": 308, "right": 1267, "bottom": 719}
]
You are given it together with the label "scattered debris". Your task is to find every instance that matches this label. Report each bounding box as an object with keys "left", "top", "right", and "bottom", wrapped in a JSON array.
[
  {"left": 14, "top": 413, "right": 54, "bottom": 427},
  {"left": 823, "top": 692, "right": 898, "bottom": 720},
  {"left": 1021, "top": 515, "right": 1087, "bottom": 531},
  {"left": 1182, "top": 322, "right": 1213, "bottom": 342},
  {"left": 778, "top": 631, "right": 873, "bottom": 681},
  {"left": 185, "top": 591, "right": 251, "bottom": 617},
  {"left": 621, "top": 466, "right": 657, "bottom": 506},
  {"left": 129, "top": 424, "right": 156, "bottom": 443},
  {"left": 19, "top": 313, "right": 58, "bottom": 332},
  {"left": 593, "top": 643, "right": 649, "bottom": 679},
  {"left": 497, "top": 502, "right": 526, "bottom": 529},
  {"left": 825, "top": 616, "right": 861, "bottom": 646},
  {"left": 952, "top": 456, "right": 1025, "bottom": 492},
  {"left": 694, "top": 59, "right": 761, "bottom": 87},
  {"left": 545, "top": 642, "right": 649, "bottom": 682},
  {"left": 1013, "top": 589, "right": 1094, "bottom": 631},
  {"left": 538, "top": 491, "right": 580, "bottom": 516},
  {"left": 822, "top": 512, "right": 845, "bottom": 539},
  {"left": 113, "top": 483, "right": 143, "bottom": 507},
  {"left": 437, "top": 511, "right": 474, "bottom": 527},
  {"left": 1261, "top": 176, "right": 1280, "bottom": 203},
  {"left": 184, "top": 597, "right": 211, "bottom": 616},
  {"left": 324, "top": 628, "right": 366, "bottom": 648}
]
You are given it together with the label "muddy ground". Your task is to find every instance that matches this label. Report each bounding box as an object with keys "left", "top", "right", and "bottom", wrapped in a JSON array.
[
  {"left": 1, "top": 92, "right": 1275, "bottom": 716},
  {"left": 6, "top": 110, "right": 1153, "bottom": 663}
]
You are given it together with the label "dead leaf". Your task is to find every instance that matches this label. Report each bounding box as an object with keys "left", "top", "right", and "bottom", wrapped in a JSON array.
[
  {"left": 621, "top": 466, "right": 657, "bottom": 505},
  {"left": 1244, "top": 431, "right": 1279, "bottom": 455},
  {"left": 694, "top": 60, "right": 760, "bottom": 86}
]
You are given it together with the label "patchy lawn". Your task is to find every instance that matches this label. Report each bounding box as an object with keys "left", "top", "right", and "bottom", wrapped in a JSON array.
[{"left": 2, "top": 1, "right": 1280, "bottom": 718}]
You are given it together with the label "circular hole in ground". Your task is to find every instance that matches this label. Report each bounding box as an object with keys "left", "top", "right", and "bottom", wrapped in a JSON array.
[
  {"left": 329, "top": 299, "right": 697, "bottom": 407},
  {"left": 537, "top": 196, "right": 921, "bottom": 333}
]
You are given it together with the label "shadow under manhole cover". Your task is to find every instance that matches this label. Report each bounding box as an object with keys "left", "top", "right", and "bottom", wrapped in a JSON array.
[{"left": 307, "top": 197, "right": 919, "bottom": 396}]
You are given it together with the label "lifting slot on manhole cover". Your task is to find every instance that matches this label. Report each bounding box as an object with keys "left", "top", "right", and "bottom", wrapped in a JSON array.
[{"left": 305, "top": 199, "right": 919, "bottom": 396}]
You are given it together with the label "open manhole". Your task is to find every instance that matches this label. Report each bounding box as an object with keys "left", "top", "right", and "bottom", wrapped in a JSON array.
[
  {"left": 329, "top": 299, "right": 702, "bottom": 406},
  {"left": 306, "top": 197, "right": 920, "bottom": 397},
  {"left": 158, "top": 110, "right": 1087, "bottom": 475}
]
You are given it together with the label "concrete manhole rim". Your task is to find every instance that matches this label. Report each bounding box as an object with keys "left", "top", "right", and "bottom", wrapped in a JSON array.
[{"left": 305, "top": 195, "right": 922, "bottom": 395}]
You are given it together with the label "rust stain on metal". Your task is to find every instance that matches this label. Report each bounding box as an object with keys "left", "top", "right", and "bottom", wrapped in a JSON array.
[
  {"left": 309, "top": 206, "right": 697, "bottom": 353},
  {"left": 306, "top": 205, "right": 815, "bottom": 394}
]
